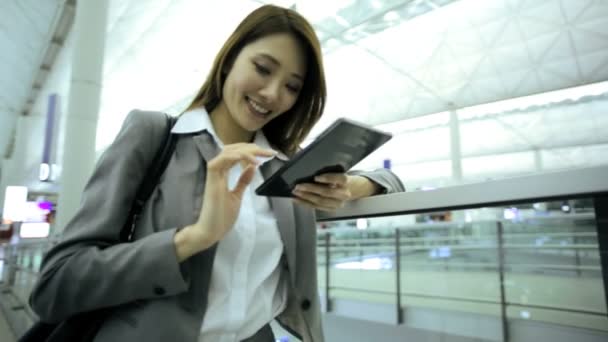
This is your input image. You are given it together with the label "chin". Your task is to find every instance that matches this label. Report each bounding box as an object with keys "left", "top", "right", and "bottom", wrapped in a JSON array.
[{"left": 239, "top": 117, "right": 264, "bottom": 132}]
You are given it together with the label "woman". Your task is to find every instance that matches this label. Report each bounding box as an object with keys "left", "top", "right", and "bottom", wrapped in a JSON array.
[{"left": 29, "top": 4, "right": 404, "bottom": 342}]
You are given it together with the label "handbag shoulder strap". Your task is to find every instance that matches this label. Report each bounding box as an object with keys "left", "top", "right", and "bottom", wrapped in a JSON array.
[{"left": 120, "top": 113, "right": 178, "bottom": 242}]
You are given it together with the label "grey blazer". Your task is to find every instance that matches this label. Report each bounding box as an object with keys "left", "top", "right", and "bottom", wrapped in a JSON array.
[{"left": 29, "top": 110, "right": 405, "bottom": 342}]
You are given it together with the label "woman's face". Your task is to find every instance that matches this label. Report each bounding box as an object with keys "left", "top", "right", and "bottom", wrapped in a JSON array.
[{"left": 221, "top": 32, "right": 307, "bottom": 132}]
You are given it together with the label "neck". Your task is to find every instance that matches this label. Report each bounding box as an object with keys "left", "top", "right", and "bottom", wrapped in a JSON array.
[{"left": 209, "top": 102, "right": 255, "bottom": 144}]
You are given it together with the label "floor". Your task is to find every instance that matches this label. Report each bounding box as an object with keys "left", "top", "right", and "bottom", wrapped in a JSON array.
[{"left": 0, "top": 308, "right": 16, "bottom": 342}]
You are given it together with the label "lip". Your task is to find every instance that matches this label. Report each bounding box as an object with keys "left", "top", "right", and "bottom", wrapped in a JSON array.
[
  {"left": 247, "top": 96, "right": 272, "bottom": 112},
  {"left": 245, "top": 96, "right": 272, "bottom": 121},
  {"left": 245, "top": 97, "right": 270, "bottom": 122}
]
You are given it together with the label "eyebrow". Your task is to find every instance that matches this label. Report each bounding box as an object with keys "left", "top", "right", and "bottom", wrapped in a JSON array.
[{"left": 258, "top": 53, "right": 304, "bottom": 81}]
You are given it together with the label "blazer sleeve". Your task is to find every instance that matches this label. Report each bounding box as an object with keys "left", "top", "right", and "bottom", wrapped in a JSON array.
[
  {"left": 29, "top": 110, "right": 189, "bottom": 323},
  {"left": 348, "top": 168, "right": 405, "bottom": 194}
]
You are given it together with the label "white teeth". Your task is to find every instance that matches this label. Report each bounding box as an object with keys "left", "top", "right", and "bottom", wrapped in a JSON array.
[{"left": 248, "top": 98, "right": 270, "bottom": 115}]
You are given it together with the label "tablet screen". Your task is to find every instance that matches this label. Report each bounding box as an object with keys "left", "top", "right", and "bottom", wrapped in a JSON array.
[{"left": 256, "top": 118, "right": 392, "bottom": 197}]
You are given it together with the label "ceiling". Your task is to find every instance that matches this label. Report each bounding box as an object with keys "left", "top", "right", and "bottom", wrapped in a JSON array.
[
  {"left": 1, "top": 0, "right": 608, "bottom": 186},
  {"left": 0, "top": 0, "right": 64, "bottom": 158}
]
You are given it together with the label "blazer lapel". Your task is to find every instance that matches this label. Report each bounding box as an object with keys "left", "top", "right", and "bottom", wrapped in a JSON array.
[
  {"left": 192, "top": 132, "right": 220, "bottom": 162},
  {"left": 262, "top": 159, "right": 297, "bottom": 285},
  {"left": 191, "top": 135, "right": 297, "bottom": 284}
]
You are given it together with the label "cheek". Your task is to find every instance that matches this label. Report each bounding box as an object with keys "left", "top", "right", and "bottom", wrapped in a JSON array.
[
  {"left": 281, "top": 94, "right": 299, "bottom": 113},
  {"left": 234, "top": 73, "right": 262, "bottom": 95},
  {"left": 270, "top": 95, "right": 299, "bottom": 121},
  {"left": 224, "top": 73, "right": 249, "bottom": 100}
]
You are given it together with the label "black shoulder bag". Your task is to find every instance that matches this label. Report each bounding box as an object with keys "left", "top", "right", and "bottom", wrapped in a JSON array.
[{"left": 18, "top": 113, "right": 178, "bottom": 342}]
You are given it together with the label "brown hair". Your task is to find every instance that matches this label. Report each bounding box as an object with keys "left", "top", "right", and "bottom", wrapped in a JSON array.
[{"left": 184, "top": 4, "right": 326, "bottom": 156}]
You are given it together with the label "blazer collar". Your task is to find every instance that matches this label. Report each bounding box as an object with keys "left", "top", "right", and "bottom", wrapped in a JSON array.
[
  {"left": 179, "top": 108, "right": 298, "bottom": 284},
  {"left": 172, "top": 107, "right": 288, "bottom": 161}
]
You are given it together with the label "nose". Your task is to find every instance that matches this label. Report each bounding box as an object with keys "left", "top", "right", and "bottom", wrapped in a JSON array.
[{"left": 258, "top": 78, "right": 281, "bottom": 105}]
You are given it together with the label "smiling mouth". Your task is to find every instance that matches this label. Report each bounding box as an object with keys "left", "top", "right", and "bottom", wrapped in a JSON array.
[{"left": 246, "top": 96, "right": 271, "bottom": 117}]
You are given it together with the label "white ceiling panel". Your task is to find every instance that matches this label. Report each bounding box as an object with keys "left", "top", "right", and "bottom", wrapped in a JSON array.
[
  {"left": 314, "top": 0, "right": 608, "bottom": 126},
  {"left": 0, "top": 0, "right": 63, "bottom": 159},
  {"left": 0, "top": 1, "right": 62, "bottom": 112},
  {"left": 3, "top": 0, "right": 608, "bottom": 184}
]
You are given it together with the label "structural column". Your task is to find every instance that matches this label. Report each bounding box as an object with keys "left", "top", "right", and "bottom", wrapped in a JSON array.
[
  {"left": 0, "top": 117, "right": 27, "bottom": 214},
  {"left": 55, "top": 0, "right": 108, "bottom": 232},
  {"left": 534, "top": 149, "right": 543, "bottom": 171},
  {"left": 449, "top": 110, "right": 463, "bottom": 183}
]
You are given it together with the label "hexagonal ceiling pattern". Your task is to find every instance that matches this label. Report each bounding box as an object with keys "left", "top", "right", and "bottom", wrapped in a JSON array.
[{"left": 2, "top": 0, "right": 608, "bottom": 186}]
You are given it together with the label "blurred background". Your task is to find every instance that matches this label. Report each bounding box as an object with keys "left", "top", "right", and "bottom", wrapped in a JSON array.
[{"left": 1, "top": 1, "right": 607, "bottom": 341}]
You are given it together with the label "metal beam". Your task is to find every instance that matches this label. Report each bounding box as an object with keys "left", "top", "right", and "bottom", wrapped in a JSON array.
[{"left": 318, "top": 165, "right": 608, "bottom": 221}]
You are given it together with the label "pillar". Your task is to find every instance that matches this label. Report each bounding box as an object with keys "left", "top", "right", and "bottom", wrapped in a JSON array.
[
  {"left": 449, "top": 110, "right": 463, "bottom": 183},
  {"left": 55, "top": 0, "right": 108, "bottom": 232}
]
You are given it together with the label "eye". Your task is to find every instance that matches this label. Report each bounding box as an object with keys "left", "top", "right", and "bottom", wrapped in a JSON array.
[
  {"left": 254, "top": 62, "right": 271, "bottom": 76},
  {"left": 286, "top": 84, "right": 301, "bottom": 94}
]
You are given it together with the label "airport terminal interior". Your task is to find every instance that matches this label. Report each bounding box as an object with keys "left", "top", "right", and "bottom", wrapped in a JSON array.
[{"left": 1, "top": 0, "right": 607, "bottom": 341}]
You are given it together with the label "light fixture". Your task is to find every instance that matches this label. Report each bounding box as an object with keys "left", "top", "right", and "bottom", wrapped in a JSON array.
[
  {"left": 356, "top": 218, "right": 368, "bottom": 230},
  {"left": 39, "top": 163, "right": 51, "bottom": 181},
  {"left": 2, "top": 186, "right": 28, "bottom": 222}
]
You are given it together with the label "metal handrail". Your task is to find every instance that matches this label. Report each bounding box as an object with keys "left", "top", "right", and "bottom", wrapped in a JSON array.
[
  {"left": 318, "top": 232, "right": 599, "bottom": 245},
  {"left": 317, "top": 244, "right": 599, "bottom": 252},
  {"left": 318, "top": 166, "right": 608, "bottom": 221}
]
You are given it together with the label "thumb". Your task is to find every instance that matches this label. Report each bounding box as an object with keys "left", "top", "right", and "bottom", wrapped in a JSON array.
[{"left": 232, "top": 164, "right": 256, "bottom": 197}]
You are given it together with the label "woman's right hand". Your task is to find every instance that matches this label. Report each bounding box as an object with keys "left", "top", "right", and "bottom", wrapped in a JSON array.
[{"left": 174, "top": 143, "right": 276, "bottom": 261}]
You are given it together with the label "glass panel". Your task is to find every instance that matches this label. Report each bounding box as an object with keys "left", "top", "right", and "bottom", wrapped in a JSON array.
[
  {"left": 502, "top": 199, "right": 608, "bottom": 331},
  {"left": 398, "top": 220, "right": 501, "bottom": 317},
  {"left": 317, "top": 197, "right": 608, "bottom": 337},
  {"left": 328, "top": 225, "right": 395, "bottom": 304}
]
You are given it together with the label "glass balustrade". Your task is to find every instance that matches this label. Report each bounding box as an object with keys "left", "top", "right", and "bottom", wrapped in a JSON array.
[
  {"left": 1, "top": 186, "right": 607, "bottom": 341},
  {"left": 316, "top": 200, "right": 607, "bottom": 335}
]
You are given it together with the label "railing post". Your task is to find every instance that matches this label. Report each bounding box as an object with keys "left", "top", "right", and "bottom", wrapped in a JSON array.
[
  {"left": 593, "top": 194, "right": 608, "bottom": 318},
  {"left": 325, "top": 233, "right": 331, "bottom": 312},
  {"left": 496, "top": 221, "right": 509, "bottom": 342},
  {"left": 574, "top": 235, "right": 581, "bottom": 277},
  {"left": 7, "top": 245, "right": 17, "bottom": 287},
  {"left": 395, "top": 228, "right": 403, "bottom": 324}
]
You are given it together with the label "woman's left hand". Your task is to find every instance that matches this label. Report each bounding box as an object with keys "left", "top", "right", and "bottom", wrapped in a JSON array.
[
  {"left": 292, "top": 173, "right": 350, "bottom": 212},
  {"left": 292, "top": 174, "right": 380, "bottom": 212}
]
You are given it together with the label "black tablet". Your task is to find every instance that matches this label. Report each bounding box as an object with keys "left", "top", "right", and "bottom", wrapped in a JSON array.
[{"left": 256, "top": 118, "right": 392, "bottom": 197}]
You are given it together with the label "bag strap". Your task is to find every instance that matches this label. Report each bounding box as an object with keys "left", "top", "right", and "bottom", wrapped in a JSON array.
[{"left": 120, "top": 113, "right": 178, "bottom": 242}]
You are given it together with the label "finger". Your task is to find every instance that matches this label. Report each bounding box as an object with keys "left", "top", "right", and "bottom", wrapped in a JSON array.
[
  {"left": 252, "top": 147, "right": 278, "bottom": 157},
  {"left": 209, "top": 151, "right": 258, "bottom": 172},
  {"left": 226, "top": 143, "right": 277, "bottom": 158},
  {"left": 232, "top": 164, "right": 256, "bottom": 197},
  {"left": 294, "top": 183, "right": 351, "bottom": 201},
  {"left": 293, "top": 197, "right": 336, "bottom": 212},
  {"left": 314, "top": 173, "right": 348, "bottom": 187},
  {"left": 293, "top": 189, "right": 344, "bottom": 209}
]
